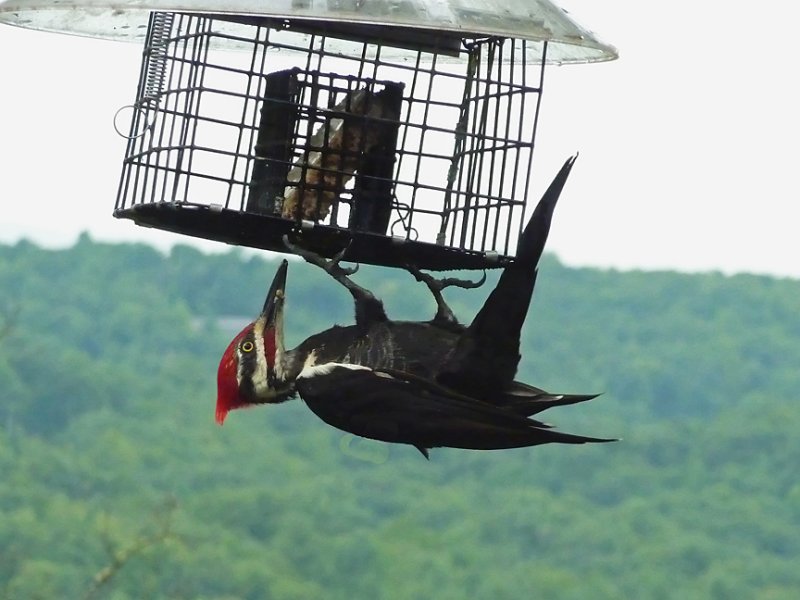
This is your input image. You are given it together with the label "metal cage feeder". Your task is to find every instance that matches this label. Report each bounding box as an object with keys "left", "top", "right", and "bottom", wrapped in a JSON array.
[{"left": 0, "top": 0, "right": 617, "bottom": 270}]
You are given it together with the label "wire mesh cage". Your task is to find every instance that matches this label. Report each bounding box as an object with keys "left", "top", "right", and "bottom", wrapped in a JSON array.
[{"left": 114, "top": 12, "right": 548, "bottom": 270}]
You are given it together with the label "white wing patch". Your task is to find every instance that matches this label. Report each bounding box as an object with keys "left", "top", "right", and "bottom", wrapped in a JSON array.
[{"left": 297, "top": 362, "right": 372, "bottom": 380}]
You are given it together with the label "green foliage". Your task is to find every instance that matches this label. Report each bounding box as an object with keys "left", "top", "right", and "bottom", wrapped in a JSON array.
[{"left": 0, "top": 235, "right": 799, "bottom": 599}]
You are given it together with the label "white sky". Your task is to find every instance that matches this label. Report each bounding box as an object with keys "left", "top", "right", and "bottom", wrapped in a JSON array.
[{"left": 1, "top": 0, "right": 798, "bottom": 278}]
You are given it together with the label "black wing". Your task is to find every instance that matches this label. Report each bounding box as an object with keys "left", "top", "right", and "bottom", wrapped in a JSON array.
[{"left": 295, "top": 362, "right": 613, "bottom": 456}]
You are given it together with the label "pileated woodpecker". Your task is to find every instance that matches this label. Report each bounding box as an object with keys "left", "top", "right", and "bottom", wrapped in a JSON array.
[{"left": 217, "top": 156, "right": 614, "bottom": 457}]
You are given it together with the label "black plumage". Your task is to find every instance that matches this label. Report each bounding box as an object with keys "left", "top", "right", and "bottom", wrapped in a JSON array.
[{"left": 217, "top": 155, "right": 615, "bottom": 457}]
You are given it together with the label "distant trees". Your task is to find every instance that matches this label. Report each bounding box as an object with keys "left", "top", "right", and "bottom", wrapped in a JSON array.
[{"left": 0, "top": 236, "right": 799, "bottom": 598}]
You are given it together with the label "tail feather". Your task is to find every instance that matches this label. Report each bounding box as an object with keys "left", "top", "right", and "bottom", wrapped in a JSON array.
[
  {"left": 470, "top": 154, "right": 578, "bottom": 342},
  {"left": 514, "top": 154, "right": 578, "bottom": 273},
  {"left": 525, "top": 428, "right": 617, "bottom": 446},
  {"left": 439, "top": 155, "right": 578, "bottom": 394},
  {"left": 445, "top": 423, "right": 617, "bottom": 450}
]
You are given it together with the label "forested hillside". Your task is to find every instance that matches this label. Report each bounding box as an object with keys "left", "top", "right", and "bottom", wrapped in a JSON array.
[{"left": 1, "top": 234, "right": 799, "bottom": 599}]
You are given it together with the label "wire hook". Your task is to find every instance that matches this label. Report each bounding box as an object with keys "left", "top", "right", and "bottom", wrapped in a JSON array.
[{"left": 113, "top": 104, "right": 154, "bottom": 140}]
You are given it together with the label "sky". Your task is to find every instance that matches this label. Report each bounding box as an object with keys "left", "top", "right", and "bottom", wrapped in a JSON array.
[{"left": 1, "top": 0, "right": 798, "bottom": 278}]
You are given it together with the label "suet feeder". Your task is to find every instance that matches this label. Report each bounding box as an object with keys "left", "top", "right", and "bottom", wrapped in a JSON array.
[{"left": 0, "top": 0, "right": 616, "bottom": 270}]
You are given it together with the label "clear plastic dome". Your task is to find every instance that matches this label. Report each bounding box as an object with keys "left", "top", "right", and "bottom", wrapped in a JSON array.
[{"left": 0, "top": 0, "right": 616, "bottom": 64}]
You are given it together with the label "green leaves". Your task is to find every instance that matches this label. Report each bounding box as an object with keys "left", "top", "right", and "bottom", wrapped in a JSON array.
[{"left": 1, "top": 237, "right": 799, "bottom": 598}]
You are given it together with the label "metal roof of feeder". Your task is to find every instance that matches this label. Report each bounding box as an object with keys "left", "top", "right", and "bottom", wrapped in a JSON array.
[{"left": 0, "top": 0, "right": 617, "bottom": 64}]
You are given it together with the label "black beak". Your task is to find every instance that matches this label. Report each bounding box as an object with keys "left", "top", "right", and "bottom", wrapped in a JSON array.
[{"left": 261, "top": 259, "right": 288, "bottom": 327}]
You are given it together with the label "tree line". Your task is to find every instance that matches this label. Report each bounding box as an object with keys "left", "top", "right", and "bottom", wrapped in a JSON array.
[{"left": 1, "top": 235, "right": 798, "bottom": 599}]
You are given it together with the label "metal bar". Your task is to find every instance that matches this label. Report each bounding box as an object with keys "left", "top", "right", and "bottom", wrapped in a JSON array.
[{"left": 246, "top": 69, "right": 300, "bottom": 214}]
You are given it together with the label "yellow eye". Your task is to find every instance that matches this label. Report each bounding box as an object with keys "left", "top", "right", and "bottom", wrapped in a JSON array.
[{"left": 241, "top": 341, "right": 254, "bottom": 353}]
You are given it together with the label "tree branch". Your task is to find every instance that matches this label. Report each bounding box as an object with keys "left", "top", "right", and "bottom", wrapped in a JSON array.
[{"left": 84, "top": 497, "right": 179, "bottom": 600}]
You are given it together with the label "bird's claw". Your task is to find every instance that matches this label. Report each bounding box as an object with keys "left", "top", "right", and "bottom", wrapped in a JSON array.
[
  {"left": 404, "top": 265, "right": 487, "bottom": 327},
  {"left": 405, "top": 265, "right": 487, "bottom": 292},
  {"left": 282, "top": 235, "right": 382, "bottom": 329},
  {"left": 440, "top": 270, "right": 487, "bottom": 291},
  {"left": 283, "top": 235, "right": 359, "bottom": 276},
  {"left": 331, "top": 247, "right": 359, "bottom": 276}
]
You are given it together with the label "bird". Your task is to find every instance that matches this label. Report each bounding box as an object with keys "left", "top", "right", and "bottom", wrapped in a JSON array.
[{"left": 216, "top": 155, "right": 615, "bottom": 458}]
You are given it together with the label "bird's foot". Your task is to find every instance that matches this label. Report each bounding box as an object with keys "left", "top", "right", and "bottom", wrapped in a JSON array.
[
  {"left": 283, "top": 235, "right": 359, "bottom": 277},
  {"left": 329, "top": 247, "right": 360, "bottom": 277},
  {"left": 405, "top": 266, "right": 486, "bottom": 326},
  {"left": 406, "top": 265, "right": 487, "bottom": 292},
  {"left": 283, "top": 235, "right": 385, "bottom": 326}
]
